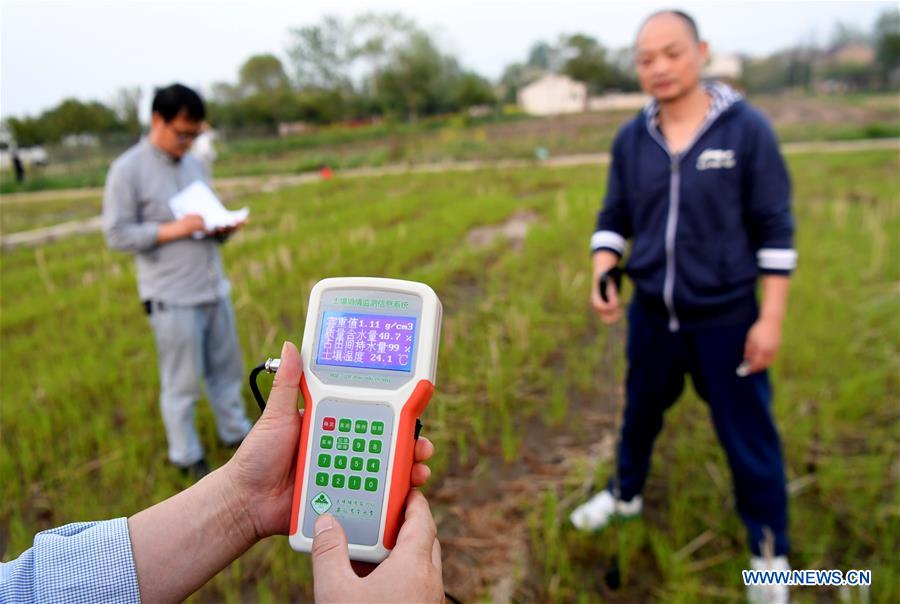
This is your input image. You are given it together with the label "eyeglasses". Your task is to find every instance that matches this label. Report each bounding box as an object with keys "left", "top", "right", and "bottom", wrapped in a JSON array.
[{"left": 169, "top": 125, "right": 201, "bottom": 143}]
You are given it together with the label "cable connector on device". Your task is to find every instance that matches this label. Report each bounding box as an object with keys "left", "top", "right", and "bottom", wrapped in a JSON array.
[{"left": 250, "top": 357, "right": 281, "bottom": 412}]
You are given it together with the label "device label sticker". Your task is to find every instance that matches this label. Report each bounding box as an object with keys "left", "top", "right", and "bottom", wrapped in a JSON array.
[{"left": 311, "top": 492, "right": 332, "bottom": 515}]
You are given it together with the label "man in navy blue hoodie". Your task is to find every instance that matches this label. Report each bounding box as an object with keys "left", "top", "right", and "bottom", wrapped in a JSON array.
[{"left": 569, "top": 11, "right": 795, "bottom": 602}]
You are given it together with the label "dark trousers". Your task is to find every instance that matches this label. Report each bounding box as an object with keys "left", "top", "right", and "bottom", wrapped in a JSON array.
[{"left": 612, "top": 298, "right": 789, "bottom": 556}]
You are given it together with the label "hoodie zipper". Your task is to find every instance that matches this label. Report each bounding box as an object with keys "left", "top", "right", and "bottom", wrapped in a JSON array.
[
  {"left": 665, "top": 157, "right": 681, "bottom": 332},
  {"left": 647, "top": 112, "right": 721, "bottom": 333}
]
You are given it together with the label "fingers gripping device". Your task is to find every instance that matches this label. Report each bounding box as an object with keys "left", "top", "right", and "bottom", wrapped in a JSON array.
[{"left": 250, "top": 277, "right": 442, "bottom": 562}]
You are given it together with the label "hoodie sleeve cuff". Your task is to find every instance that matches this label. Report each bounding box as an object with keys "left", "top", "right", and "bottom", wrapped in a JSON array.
[
  {"left": 757, "top": 248, "right": 797, "bottom": 275},
  {"left": 590, "top": 230, "right": 626, "bottom": 256}
]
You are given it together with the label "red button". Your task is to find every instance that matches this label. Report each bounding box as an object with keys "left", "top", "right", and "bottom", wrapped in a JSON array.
[{"left": 322, "top": 417, "right": 336, "bottom": 431}]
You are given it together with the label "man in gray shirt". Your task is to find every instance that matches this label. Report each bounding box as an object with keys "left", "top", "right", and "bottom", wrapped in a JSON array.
[{"left": 103, "top": 84, "right": 252, "bottom": 478}]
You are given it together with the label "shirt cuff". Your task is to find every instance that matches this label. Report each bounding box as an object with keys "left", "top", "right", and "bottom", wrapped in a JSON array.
[
  {"left": 136, "top": 223, "right": 161, "bottom": 251},
  {"left": 757, "top": 248, "right": 797, "bottom": 275},
  {"left": 590, "top": 230, "right": 626, "bottom": 256},
  {"left": 33, "top": 518, "right": 141, "bottom": 604}
]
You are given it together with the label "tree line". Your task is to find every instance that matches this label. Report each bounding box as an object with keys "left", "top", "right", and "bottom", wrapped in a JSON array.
[{"left": 6, "top": 9, "right": 899, "bottom": 146}]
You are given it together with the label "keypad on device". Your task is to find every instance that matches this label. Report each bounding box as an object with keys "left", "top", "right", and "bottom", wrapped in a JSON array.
[{"left": 313, "top": 415, "right": 385, "bottom": 495}]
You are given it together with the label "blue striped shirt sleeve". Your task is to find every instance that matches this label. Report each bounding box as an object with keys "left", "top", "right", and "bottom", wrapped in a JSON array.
[{"left": 0, "top": 518, "right": 140, "bottom": 604}]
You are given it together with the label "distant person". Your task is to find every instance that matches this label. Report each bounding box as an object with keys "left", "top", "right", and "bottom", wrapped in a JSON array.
[
  {"left": 191, "top": 122, "right": 218, "bottom": 178},
  {"left": 0, "top": 342, "right": 444, "bottom": 603},
  {"left": 12, "top": 151, "right": 24, "bottom": 183},
  {"left": 569, "top": 11, "right": 796, "bottom": 604},
  {"left": 103, "top": 83, "right": 252, "bottom": 479}
]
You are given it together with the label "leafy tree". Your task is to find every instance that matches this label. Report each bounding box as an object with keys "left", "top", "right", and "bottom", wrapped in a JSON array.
[
  {"left": 284, "top": 13, "right": 493, "bottom": 121},
  {"left": 6, "top": 98, "right": 129, "bottom": 144},
  {"left": 112, "top": 87, "right": 142, "bottom": 136},
  {"left": 348, "top": 12, "right": 419, "bottom": 93},
  {"left": 376, "top": 32, "right": 462, "bottom": 119},
  {"left": 829, "top": 21, "right": 871, "bottom": 47},
  {"left": 44, "top": 99, "right": 122, "bottom": 137},
  {"left": 505, "top": 34, "right": 636, "bottom": 96},
  {"left": 6, "top": 116, "right": 47, "bottom": 147},
  {"left": 527, "top": 41, "right": 562, "bottom": 71},
  {"left": 287, "top": 17, "right": 353, "bottom": 89},
  {"left": 453, "top": 72, "right": 496, "bottom": 108},
  {"left": 561, "top": 34, "right": 611, "bottom": 93},
  {"left": 499, "top": 62, "right": 543, "bottom": 103},
  {"left": 209, "top": 81, "right": 241, "bottom": 104},
  {"left": 238, "top": 54, "right": 290, "bottom": 96},
  {"left": 874, "top": 9, "right": 900, "bottom": 84}
]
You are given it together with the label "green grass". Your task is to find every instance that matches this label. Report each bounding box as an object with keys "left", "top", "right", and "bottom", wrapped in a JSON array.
[
  {"left": 0, "top": 162, "right": 111, "bottom": 195},
  {"left": 0, "top": 195, "right": 102, "bottom": 235},
  {"left": 1, "top": 150, "right": 897, "bottom": 602}
]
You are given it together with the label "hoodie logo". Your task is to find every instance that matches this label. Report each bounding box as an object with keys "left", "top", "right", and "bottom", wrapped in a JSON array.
[{"left": 696, "top": 148, "right": 736, "bottom": 171}]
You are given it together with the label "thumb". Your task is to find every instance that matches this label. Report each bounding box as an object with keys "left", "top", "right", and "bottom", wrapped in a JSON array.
[
  {"left": 312, "top": 514, "right": 355, "bottom": 598},
  {"left": 265, "top": 341, "right": 302, "bottom": 416}
]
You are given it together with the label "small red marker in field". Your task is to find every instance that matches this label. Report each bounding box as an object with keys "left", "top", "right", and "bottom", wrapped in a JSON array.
[{"left": 319, "top": 165, "right": 333, "bottom": 179}]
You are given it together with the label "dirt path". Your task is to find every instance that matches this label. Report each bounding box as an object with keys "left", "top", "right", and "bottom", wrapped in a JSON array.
[
  {"left": 433, "top": 399, "right": 619, "bottom": 602},
  {"left": 1, "top": 137, "right": 896, "bottom": 250}
]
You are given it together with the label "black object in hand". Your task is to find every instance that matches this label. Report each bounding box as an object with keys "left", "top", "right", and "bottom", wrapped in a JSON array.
[
  {"left": 598, "top": 266, "right": 623, "bottom": 303},
  {"left": 605, "top": 559, "right": 621, "bottom": 590}
]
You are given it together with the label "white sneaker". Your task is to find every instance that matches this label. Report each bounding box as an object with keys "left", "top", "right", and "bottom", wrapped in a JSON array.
[
  {"left": 747, "top": 555, "right": 790, "bottom": 604},
  {"left": 569, "top": 489, "right": 642, "bottom": 531}
]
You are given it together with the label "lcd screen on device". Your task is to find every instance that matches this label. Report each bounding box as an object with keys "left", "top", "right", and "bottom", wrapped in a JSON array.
[{"left": 316, "top": 312, "right": 417, "bottom": 372}]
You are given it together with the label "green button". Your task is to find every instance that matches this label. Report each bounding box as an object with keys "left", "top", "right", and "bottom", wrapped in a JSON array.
[
  {"left": 366, "top": 458, "right": 380, "bottom": 473},
  {"left": 338, "top": 418, "right": 352, "bottom": 432},
  {"left": 350, "top": 457, "right": 363, "bottom": 471},
  {"left": 354, "top": 420, "right": 368, "bottom": 434},
  {"left": 365, "top": 477, "right": 378, "bottom": 492},
  {"left": 371, "top": 421, "right": 384, "bottom": 435},
  {"left": 334, "top": 455, "right": 347, "bottom": 470},
  {"left": 336, "top": 436, "right": 350, "bottom": 451},
  {"left": 368, "top": 440, "right": 382, "bottom": 454},
  {"left": 352, "top": 438, "right": 365, "bottom": 452},
  {"left": 317, "top": 454, "right": 331, "bottom": 468},
  {"left": 315, "top": 472, "right": 329, "bottom": 486},
  {"left": 332, "top": 474, "right": 345, "bottom": 488},
  {"left": 320, "top": 435, "right": 333, "bottom": 449},
  {"left": 348, "top": 476, "right": 361, "bottom": 490}
]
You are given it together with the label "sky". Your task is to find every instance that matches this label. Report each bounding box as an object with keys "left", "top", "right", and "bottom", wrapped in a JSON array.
[{"left": 1, "top": 0, "right": 895, "bottom": 121}]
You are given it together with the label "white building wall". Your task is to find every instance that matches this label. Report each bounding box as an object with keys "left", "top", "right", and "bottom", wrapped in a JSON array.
[{"left": 518, "top": 74, "right": 588, "bottom": 116}]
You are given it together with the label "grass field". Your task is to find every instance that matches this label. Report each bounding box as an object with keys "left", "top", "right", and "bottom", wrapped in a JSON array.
[
  {"left": 1, "top": 149, "right": 898, "bottom": 602},
  {"left": 0, "top": 195, "right": 101, "bottom": 235}
]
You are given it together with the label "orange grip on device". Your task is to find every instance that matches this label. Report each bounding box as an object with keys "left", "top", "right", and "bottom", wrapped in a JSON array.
[
  {"left": 289, "top": 373, "right": 313, "bottom": 536},
  {"left": 382, "top": 379, "right": 434, "bottom": 549}
]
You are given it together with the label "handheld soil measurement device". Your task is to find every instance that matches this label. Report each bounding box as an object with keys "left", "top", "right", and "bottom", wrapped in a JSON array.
[{"left": 252, "top": 277, "right": 442, "bottom": 563}]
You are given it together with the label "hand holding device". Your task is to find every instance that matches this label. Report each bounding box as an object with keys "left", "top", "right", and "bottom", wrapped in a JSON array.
[
  {"left": 250, "top": 278, "right": 442, "bottom": 563},
  {"left": 593, "top": 265, "right": 623, "bottom": 324}
]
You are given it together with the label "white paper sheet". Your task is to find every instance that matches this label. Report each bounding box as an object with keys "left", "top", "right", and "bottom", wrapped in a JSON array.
[{"left": 168, "top": 181, "right": 249, "bottom": 238}]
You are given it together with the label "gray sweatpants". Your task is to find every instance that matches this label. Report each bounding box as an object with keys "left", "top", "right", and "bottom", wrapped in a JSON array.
[{"left": 148, "top": 297, "right": 252, "bottom": 466}]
